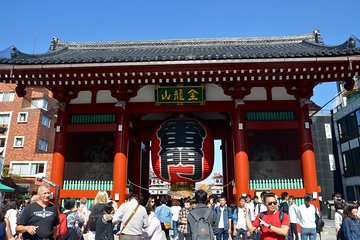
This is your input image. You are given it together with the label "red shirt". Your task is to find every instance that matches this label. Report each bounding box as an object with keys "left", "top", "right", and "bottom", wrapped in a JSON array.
[{"left": 252, "top": 211, "right": 290, "bottom": 240}]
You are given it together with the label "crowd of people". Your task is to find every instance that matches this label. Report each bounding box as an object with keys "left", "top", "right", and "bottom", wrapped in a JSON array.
[{"left": 1, "top": 185, "right": 360, "bottom": 240}]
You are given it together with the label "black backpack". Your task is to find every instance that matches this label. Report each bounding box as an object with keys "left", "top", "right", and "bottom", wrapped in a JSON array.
[
  {"left": 260, "top": 211, "right": 284, "bottom": 224},
  {"left": 314, "top": 205, "right": 324, "bottom": 234},
  {"left": 87, "top": 204, "right": 104, "bottom": 231}
]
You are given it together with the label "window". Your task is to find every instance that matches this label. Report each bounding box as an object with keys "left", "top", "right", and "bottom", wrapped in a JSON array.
[
  {"left": 338, "top": 118, "right": 349, "bottom": 143},
  {"left": 0, "top": 92, "right": 15, "bottom": 102},
  {"left": 0, "top": 114, "right": 10, "bottom": 125},
  {"left": 0, "top": 137, "right": 5, "bottom": 148},
  {"left": 0, "top": 137, "right": 6, "bottom": 155},
  {"left": 38, "top": 139, "right": 48, "bottom": 151},
  {"left": 346, "top": 113, "right": 359, "bottom": 140},
  {"left": 13, "top": 136, "right": 24, "bottom": 148},
  {"left": 41, "top": 115, "right": 51, "bottom": 128},
  {"left": 10, "top": 161, "right": 46, "bottom": 176},
  {"left": 17, "top": 112, "right": 28, "bottom": 123},
  {"left": 31, "top": 98, "right": 48, "bottom": 110}
]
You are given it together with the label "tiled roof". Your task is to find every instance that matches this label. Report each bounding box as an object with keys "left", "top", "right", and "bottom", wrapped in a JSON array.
[{"left": 1, "top": 30, "right": 359, "bottom": 65}]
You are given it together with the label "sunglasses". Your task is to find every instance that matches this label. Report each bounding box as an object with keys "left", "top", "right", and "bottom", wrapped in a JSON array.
[{"left": 266, "top": 201, "right": 277, "bottom": 206}]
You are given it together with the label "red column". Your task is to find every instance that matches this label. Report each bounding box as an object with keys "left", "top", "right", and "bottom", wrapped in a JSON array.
[
  {"left": 51, "top": 107, "right": 67, "bottom": 188},
  {"left": 231, "top": 104, "right": 249, "bottom": 204},
  {"left": 298, "top": 102, "right": 320, "bottom": 208},
  {"left": 113, "top": 108, "right": 129, "bottom": 204}
]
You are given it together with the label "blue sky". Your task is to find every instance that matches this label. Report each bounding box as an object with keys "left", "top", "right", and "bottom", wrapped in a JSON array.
[{"left": 1, "top": 0, "right": 359, "bottom": 182}]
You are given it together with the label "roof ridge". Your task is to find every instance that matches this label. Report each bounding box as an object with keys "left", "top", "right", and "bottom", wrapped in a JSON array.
[{"left": 53, "top": 32, "right": 317, "bottom": 50}]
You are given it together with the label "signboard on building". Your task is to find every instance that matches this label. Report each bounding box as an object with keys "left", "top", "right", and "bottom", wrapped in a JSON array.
[{"left": 156, "top": 85, "right": 205, "bottom": 105}]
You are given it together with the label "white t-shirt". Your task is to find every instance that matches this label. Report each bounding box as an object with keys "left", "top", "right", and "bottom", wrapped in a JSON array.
[
  {"left": 5, "top": 209, "right": 17, "bottom": 235},
  {"left": 218, "top": 207, "right": 225, "bottom": 229},
  {"left": 171, "top": 206, "right": 182, "bottom": 221},
  {"left": 235, "top": 207, "right": 247, "bottom": 230},
  {"left": 142, "top": 212, "right": 163, "bottom": 240},
  {"left": 334, "top": 209, "right": 343, "bottom": 231},
  {"left": 245, "top": 202, "right": 255, "bottom": 221},
  {"left": 297, "top": 204, "right": 317, "bottom": 228},
  {"left": 289, "top": 204, "right": 299, "bottom": 224}
]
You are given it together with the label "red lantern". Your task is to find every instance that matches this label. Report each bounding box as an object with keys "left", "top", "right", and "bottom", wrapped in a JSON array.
[{"left": 151, "top": 118, "right": 214, "bottom": 182}]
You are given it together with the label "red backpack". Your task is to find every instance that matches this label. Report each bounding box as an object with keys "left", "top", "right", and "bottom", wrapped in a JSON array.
[{"left": 56, "top": 213, "right": 68, "bottom": 238}]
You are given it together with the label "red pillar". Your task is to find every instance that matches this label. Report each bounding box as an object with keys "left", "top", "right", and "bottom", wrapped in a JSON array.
[
  {"left": 231, "top": 104, "right": 249, "bottom": 204},
  {"left": 298, "top": 102, "right": 320, "bottom": 208},
  {"left": 51, "top": 107, "right": 67, "bottom": 189},
  {"left": 113, "top": 107, "right": 129, "bottom": 204}
]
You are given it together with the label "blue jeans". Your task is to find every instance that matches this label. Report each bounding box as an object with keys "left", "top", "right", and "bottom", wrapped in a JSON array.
[
  {"left": 301, "top": 227, "right": 317, "bottom": 240},
  {"left": 216, "top": 228, "right": 229, "bottom": 240},
  {"left": 233, "top": 228, "right": 248, "bottom": 240},
  {"left": 172, "top": 220, "right": 179, "bottom": 238}
]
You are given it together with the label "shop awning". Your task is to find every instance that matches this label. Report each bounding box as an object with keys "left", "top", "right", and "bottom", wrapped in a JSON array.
[{"left": 0, "top": 183, "right": 15, "bottom": 192}]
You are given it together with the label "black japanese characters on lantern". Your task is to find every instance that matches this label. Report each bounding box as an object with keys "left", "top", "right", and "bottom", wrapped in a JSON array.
[{"left": 152, "top": 118, "right": 214, "bottom": 182}]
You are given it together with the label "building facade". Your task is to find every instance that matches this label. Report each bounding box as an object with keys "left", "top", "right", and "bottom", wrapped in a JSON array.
[
  {"left": 0, "top": 84, "right": 57, "bottom": 193},
  {"left": 0, "top": 30, "right": 359, "bottom": 206},
  {"left": 332, "top": 77, "right": 360, "bottom": 200}
]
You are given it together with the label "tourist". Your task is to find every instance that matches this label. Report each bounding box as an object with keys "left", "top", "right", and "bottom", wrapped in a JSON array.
[
  {"left": 145, "top": 196, "right": 156, "bottom": 211},
  {"left": 0, "top": 202, "right": 15, "bottom": 240},
  {"left": 4, "top": 200, "right": 19, "bottom": 237},
  {"left": 95, "top": 202, "right": 114, "bottom": 240},
  {"left": 187, "top": 190, "right": 219, "bottom": 239},
  {"left": 16, "top": 184, "right": 59, "bottom": 240},
  {"left": 142, "top": 206, "right": 162, "bottom": 240},
  {"left": 334, "top": 200, "right": 344, "bottom": 239},
  {"left": 214, "top": 195, "right": 232, "bottom": 240},
  {"left": 297, "top": 194, "right": 318, "bottom": 240},
  {"left": 177, "top": 198, "right": 191, "bottom": 240},
  {"left": 340, "top": 201, "right": 360, "bottom": 240},
  {"left": 87, "top": 191, "right": 108, "bottom": 240},
  {"left": 113, "top": 193, "right": 148, "bottom": 240},
  {"left": 288, "top": 195, "right": 299, "bottom": 240},
  {"left": 190, "top": 198, "right": 197, "bottom": 209},
  {"left": 154, "top": 196, "right": 172, "bottom": 240},
  {"left": 245, "top": 194, "right": 255, "bottom": 222},
  {"left": 232, "top": 196, "right": 248, "bottom": 240},
  {"left": 63, "top": 198, "right": 85, "bottom": 240},
  {"left": 170, "top": 199, "right": 181, "bottom": 240},
  {"left": 245, "top": 192, "right": 290, "bottom": 240}
]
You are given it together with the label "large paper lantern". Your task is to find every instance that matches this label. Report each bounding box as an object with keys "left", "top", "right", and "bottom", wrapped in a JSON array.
[{"left": 151, "top": 118, "right": 214, "bottom": 182}]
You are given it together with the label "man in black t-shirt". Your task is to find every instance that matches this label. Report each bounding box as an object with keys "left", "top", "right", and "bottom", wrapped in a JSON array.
[{"left": 16, "top": 184, "right": 59, "bottom": 240}]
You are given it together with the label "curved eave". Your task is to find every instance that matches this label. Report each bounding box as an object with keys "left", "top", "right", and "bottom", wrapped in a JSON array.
[{"left": 1, "top": 55, "right": 360, "bottom": 71}]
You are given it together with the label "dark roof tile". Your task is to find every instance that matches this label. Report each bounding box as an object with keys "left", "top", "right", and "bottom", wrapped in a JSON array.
[{"left": 1, "top": 31, "right": 359, "bottom": 65}]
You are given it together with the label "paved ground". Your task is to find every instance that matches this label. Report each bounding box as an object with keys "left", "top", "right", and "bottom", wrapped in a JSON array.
[{"left": 162, "top": 218, "right": 337, "bottom": 240}]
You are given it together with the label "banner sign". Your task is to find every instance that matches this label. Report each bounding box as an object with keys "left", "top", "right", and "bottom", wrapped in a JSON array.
[{"left": 156, "top": 85, "right": 205, "bottom": 105}]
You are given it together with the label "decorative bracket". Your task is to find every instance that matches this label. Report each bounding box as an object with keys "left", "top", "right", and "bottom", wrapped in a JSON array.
[
  {"left": 15, "top": 84, "right": 26, "bottom": 97},
  {"left": 51, "top": 87, "right": 79, "bottom": 104},
  {"left": 111, "top": 85, "right": 140, "bottom": 102},
  {"left": 285, "top": 82, "right": 315, "bottom": 99},
  {"left": 221, "top": 83, "right": 252, "bottom": 100}
]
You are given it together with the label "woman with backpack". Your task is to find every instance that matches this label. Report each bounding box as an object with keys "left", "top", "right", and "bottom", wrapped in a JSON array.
[
  {"left": 335, "top": 200, "right": 345, "bottom": 239},
  {"left": 86, "top": 191, "right": 108, "bottom": 240},
  {"left": 95, "top": 202, "right": 114, "bottom": 240},
  {"left": 340, "top": 202, "right": 360, "bottom": 240},
  {"left": 59, "top": 198, "right": 85, "bottom": 240}
]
